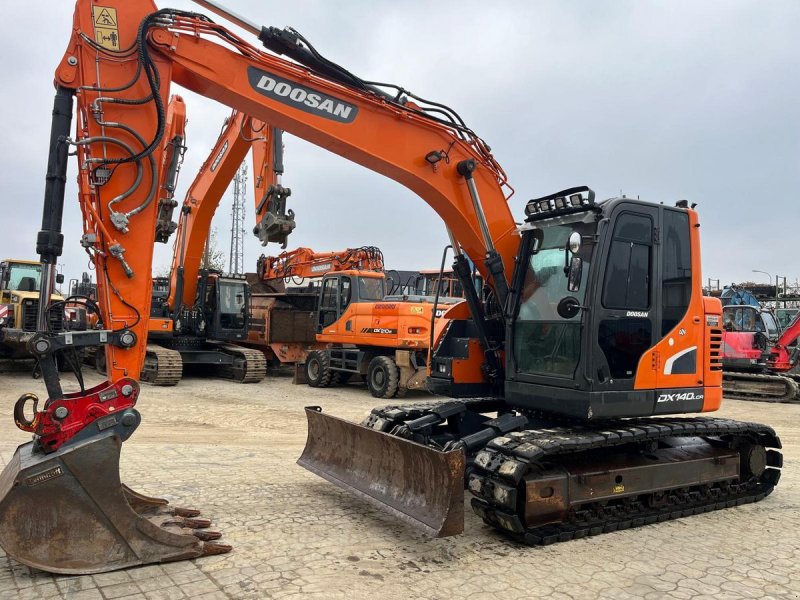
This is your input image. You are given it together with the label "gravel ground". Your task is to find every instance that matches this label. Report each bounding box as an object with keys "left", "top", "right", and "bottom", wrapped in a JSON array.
[{"left": 0, "top": 365, "right": 798, "bottom": 600}]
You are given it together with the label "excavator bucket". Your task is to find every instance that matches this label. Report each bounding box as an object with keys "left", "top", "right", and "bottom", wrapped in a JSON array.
[
  {"left": 298, "top": 407, "right": 465, "bottom": 537},
  {"left": 0, "top": 418, "right": 229, "bottom": 574}
]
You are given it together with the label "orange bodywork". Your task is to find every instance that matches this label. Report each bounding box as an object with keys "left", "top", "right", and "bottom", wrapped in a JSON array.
[
  {"left": 55, "top": 1, "right": 517, "bottom": 383},
  {"left": 316, "top": 272, "right": 451, "bottom": 351},
  {"left": 166, "top": 111, "right": 263, "bottom": 313},
  {"left": 631, "top": 208, "right": 722, "bottom": 411},
  {"left": 259, "top": 247, "right": 384, "bottom": 282}
]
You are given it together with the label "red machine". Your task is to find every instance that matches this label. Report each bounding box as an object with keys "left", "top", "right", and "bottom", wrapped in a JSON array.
[{"left": 722, "top": 305, "right": 800, "bottom": 402}]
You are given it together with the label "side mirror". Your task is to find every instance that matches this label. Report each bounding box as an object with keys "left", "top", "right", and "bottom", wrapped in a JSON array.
[
  {"left": 557, "top": 296, "right": 583, "bottom": 319},
  {"left": 567, "top": 256, "right": 583, "bottom": 292},
  {"left": 531, "top": 229, "right": 544, "bottom": 255},
  {"left": 56, "top": 274, "right": 65, "bottom": 284}
]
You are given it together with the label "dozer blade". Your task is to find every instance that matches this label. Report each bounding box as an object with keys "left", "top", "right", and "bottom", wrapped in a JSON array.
[
  {"left": 298, "top": 407, "right": 465, "bottom": 537},
  {"left": 0, "top": 418, "right": 230, "bottom": 574}
]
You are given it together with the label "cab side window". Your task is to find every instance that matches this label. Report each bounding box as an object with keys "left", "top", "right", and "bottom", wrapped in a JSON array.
[
  {"left": 661, "top": 210, "right": 691, "bottom": 336},
  {"left": 602, "top": 213, "right": 652, "bottom": 310},
  {"left": 340, "top": 277, "right": 352, "bottom": 310}
]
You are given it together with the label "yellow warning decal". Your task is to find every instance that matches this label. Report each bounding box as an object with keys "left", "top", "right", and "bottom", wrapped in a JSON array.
[
  {"left": 410, "top": 306, "right": 424, "bottom": 315},
  {"left": 613, "top": 484, "right": 625, "bottom": 494},
  {"left": 92, "top": 6, "right": 120, "bottom": 50}
]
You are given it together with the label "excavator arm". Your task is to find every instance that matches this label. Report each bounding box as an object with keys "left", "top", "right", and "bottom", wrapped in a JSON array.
[
  {"left": 1, "top": 0, "right": 515, "bottom": 574},
  {"left": 770, "top": 311, "right": 800, "bottom": 372},
  {"left": 257, "top": 246, "right": 385, "bottom": 282},
  {"left": 167, "top": 110, "right": 252, "bottom": 315}
]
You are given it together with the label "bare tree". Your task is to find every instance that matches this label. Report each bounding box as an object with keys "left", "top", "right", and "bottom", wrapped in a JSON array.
[{"left": 202, "top": 227, "right": 227, "bottom": 272}]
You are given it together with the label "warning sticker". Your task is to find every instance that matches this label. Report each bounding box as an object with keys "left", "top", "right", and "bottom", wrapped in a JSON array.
[{"left": 92, "top": 6, "right": 120, "bottom": 50}]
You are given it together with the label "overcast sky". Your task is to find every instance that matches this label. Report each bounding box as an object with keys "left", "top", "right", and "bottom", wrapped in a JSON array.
[{"left": 0, "top": 1, "right": 797, "bottom": 290}]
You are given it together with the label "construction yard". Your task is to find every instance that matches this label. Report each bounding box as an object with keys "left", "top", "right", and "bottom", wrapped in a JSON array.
[{"left": 0, "top": 365, "right": 798, "bottom": 600}]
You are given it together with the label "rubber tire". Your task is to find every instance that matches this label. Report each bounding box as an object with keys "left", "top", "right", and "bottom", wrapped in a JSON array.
[
  {"left": 305, "top": 350, "right": 333, "bottom": 388},
  {"left": 367, "top": 355, "right": 400, "bottom": 399}
]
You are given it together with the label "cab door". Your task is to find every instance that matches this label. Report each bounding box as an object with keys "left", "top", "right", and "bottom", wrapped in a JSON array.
[
  {"left": 592, "top": 206, "right": 660, "bottom": 391},
  {"left": 317, "top": 276, "right": 340, "bottom": 333}
]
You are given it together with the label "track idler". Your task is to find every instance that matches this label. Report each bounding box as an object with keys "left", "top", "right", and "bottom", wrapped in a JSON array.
[
  {"left": 0, "top": 382, "right": 230, "bottom": 574},
  {"left": 298, "top": 407, "right": 465, "bottom": 537}
]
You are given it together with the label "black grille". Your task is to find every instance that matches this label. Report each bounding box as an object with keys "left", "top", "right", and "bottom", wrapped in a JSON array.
[
  {"left": 21, "top": 300, "right": 64, "bottom": 332},
  {"left": 709, "top": 327, "right": 723, "bottom": 371}
]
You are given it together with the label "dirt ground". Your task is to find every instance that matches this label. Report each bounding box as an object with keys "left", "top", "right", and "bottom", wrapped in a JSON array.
[{"left": 0, "top": 365, "right": 798, "bottom": 599}]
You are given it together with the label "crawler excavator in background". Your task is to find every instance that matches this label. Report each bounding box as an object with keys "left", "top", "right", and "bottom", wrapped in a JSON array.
[
  {"left": 721, "top": 303, "right": 800, "bottom": 402},
  {"left": 0, "top": 0, "right": 782, "bottom": 575},
  {"left": 143, "top": 109, "right": 290, "bottom": 385}
]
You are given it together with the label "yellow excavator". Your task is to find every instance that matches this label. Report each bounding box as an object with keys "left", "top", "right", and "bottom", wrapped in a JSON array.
[{"left": 0, "top": 0, "right": 782, "bottom": 576}]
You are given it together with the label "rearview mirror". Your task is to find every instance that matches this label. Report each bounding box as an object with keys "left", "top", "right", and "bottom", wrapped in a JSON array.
[
  {"left": 567, "top": 256, "right": 583, "bottom": 292},
  {"left": 56, "top": 274, "right": 65, "bottom": 284}
]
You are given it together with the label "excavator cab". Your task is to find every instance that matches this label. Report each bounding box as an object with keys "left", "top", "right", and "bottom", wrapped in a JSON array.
[
  {"left": 201, "top": 274, "right": 251, "bottom": 342},
  {"left": 315, "top": 272, "right": 386, "bottom": 333},
  {"left": 504, "top": 193, "right": 719, "bottom": 418}
]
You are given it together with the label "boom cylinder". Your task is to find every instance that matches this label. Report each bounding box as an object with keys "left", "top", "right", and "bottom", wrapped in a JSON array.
[{"left": 37, "top": 86, "right": 74, "bottom": 332}]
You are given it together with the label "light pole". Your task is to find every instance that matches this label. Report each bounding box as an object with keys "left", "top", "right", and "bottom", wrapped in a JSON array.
[{"left": 752, "top": 269, "right": 774, "bottom": 305}]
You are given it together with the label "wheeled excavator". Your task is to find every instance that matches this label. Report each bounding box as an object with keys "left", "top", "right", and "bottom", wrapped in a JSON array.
[
  {"left": 248, "top": 245, "right": 386, "bottom": 367},
  {"left": 0, "top": 0, "right": 782, "bottom": 575},
  {"left": 256, "top": 245, "right": 467, "bottom": 398}
]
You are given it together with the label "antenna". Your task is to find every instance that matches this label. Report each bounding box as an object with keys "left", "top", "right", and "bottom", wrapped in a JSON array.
[{"left": 228, "top": 163, "right": 247, "bottom": 275}]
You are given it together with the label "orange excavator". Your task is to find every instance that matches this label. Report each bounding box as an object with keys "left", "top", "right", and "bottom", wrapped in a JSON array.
[
  {"left": 144, "top": 109, "right": 291, "bottom": 385},
  {"left": 247, "top": 246, "right": 385, "bottom": 367},
  {"left": 0, "top": 0, "right": 782, "bottom": 575},
  {"left": 255, "top": 245, "right": 467, "bottom": 398}
]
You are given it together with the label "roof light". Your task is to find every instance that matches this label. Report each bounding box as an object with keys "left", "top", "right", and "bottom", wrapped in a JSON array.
[{"left": 524, "top": 186, "right": 596, "bottom": 219}]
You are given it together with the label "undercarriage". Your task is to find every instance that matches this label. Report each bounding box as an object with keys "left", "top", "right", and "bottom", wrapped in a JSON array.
[
  {"left": 722, "top": 371, "right": 800, "bottom": 403},
  {"left": 300, "top": 399, "right": 782, "bottom": 543}
]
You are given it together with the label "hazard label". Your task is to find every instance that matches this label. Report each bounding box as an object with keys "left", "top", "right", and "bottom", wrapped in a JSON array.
[{"left": 92, "top": 6, "right": 120, "bottom": 50}]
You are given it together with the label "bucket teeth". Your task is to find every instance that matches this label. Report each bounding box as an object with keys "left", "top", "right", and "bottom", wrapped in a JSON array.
[
  {"left": 171, "top": 506, "right": 202, "bottom": 518},
  {"left": 0, "top": 434, "right": 234, "bottom": 574},
  {"left": 193, "top": 530, "right": 223, "bottom": 541},
  {"left": 176, "top": 517, "right": 213, "bottom": 528},
  {"left": 201, "top": 542, "right": 233, "bottom": 556}
]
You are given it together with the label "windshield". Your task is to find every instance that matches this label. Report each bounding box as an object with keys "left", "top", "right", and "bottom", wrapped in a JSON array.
[
  {"left": 358, "top": 277, "right": 385, "bottom": 301},
  {"left": 218, "top": 281, "right": 246, "bottom": 330},
  {"left": 8, "top": 263, "right": 42, "bottom": 292},
  {"left": 514, "top": 215, "right": 596, "bottom": 378}
]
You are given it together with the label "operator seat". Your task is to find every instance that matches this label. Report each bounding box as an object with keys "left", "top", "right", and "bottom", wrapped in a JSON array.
[{"left": 18, "top": 277, "right": 37, "bottom": 292}]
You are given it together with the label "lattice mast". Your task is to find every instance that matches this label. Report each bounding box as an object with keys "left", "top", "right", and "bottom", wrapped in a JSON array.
[{"left": 228, "top": 163, "right": 247, "bottom": 274}]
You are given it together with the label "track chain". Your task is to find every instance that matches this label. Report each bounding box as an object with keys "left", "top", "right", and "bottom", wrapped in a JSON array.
[
  {"left": 218, "top": 344, "right": 267, "bottom": 383},
  {"left": 364, "top": 401, "right": 783, "bottom": 546},
  {"left": 469, "top": 417, "right": 782, "bottom": 545},
  {"left": 723, "top": 371, "right": 800, "bottom": 404},
  {"left": 142, "top": 344, "right": 183, "bottom": 386}
]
